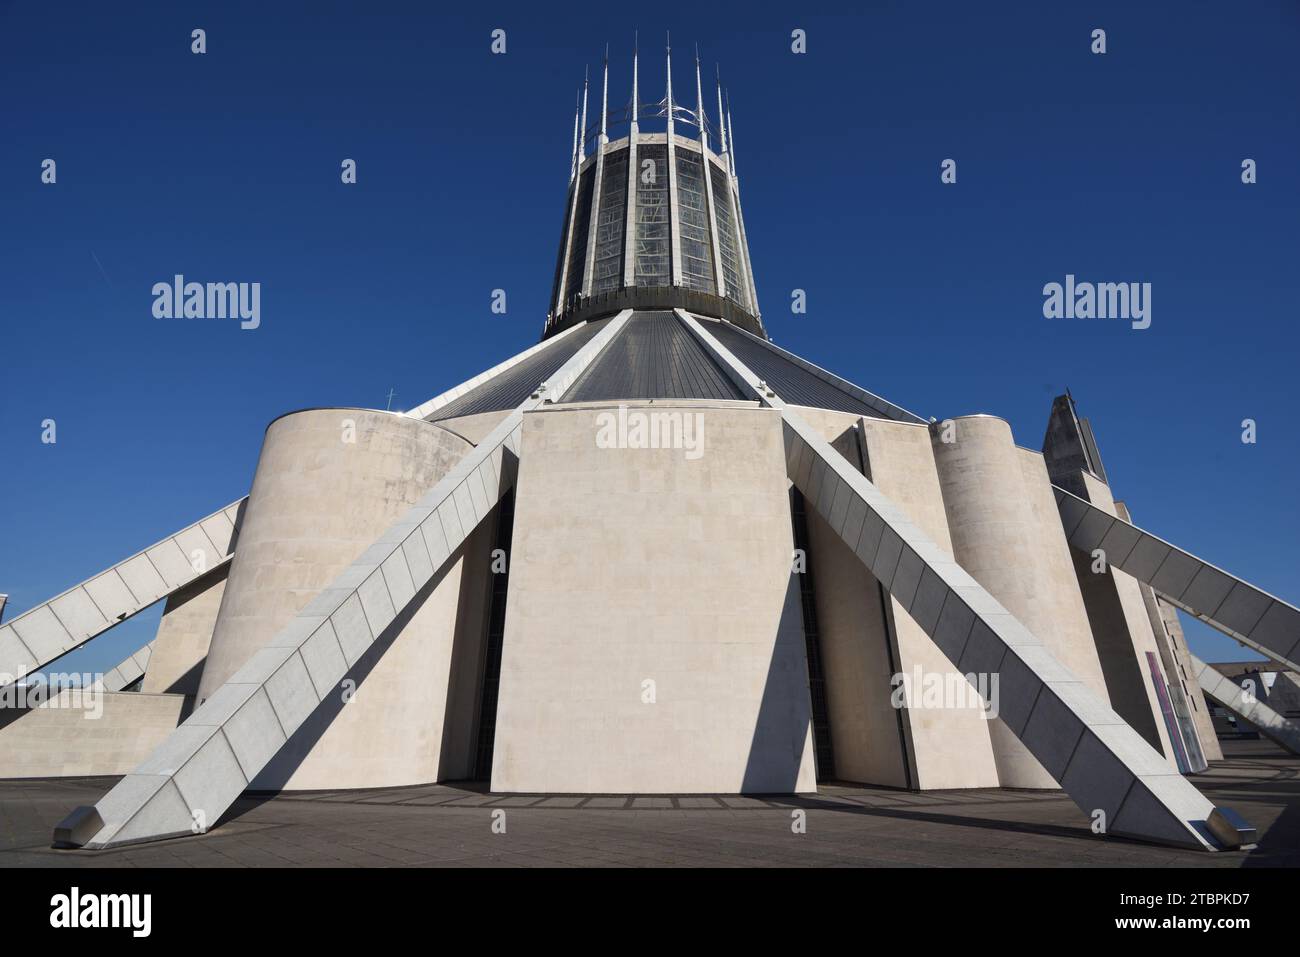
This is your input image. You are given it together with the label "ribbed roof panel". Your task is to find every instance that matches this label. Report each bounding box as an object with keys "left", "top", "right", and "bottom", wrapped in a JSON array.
[
  {"left": 704, "top": 320, "right": 922, "bottom": 422},
  {"left": 431, "top": 319, "right": 610, "bottom": 420},
  {"left": 564, "top": 312, "right": 746, "bottom": 402}
]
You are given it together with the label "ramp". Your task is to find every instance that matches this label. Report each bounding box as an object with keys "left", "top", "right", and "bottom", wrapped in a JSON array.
[
  {"left": 1053, "top": 486, "right": 1299, "bottom": 672},
  {"left": 0, "top": 500, "right": 245, "bottom": 686}
]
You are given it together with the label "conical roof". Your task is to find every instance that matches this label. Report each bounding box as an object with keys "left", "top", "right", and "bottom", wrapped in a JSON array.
[{"left": 429, "top": 311, "right": 923, "bottom": 423}]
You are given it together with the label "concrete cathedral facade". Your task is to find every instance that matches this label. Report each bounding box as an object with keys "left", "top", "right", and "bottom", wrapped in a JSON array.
[{"left": 2, "top": 44, "right": 1297, "bottom": 854}]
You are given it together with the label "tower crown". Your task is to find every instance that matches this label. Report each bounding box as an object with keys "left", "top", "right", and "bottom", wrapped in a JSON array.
[{"left": 545, "top": 42, "right": 763, "bottom": 340}]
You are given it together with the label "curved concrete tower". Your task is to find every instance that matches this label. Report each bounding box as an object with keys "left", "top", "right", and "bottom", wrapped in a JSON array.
[
  {"left": 196, "top": 409, "right": 483, "bottom": 788},
  {"left": 933, "top": 415, "right": 1109, "bottom": 787}
]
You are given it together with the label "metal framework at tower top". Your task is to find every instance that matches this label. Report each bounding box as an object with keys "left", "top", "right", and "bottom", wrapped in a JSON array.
[
  {"left": 545, "top": 38, "right": 764, "bottom": 341},
  {"left": 565, "top": 38, "right": 737, "bottom": 168}
]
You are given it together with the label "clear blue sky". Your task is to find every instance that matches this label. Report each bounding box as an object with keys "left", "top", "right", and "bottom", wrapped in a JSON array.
[{"left": 2, "top": 1, "right": 1297, "bottom": 675}]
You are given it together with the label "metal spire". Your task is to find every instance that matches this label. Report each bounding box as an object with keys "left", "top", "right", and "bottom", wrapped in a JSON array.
[
  {"left": 715, "top": 65, "right": 728, "bottom": 156},
  {"left": 696, "top": 46, "right": 727, "bottom": 299},
  {"left": 664, "top": 33, "right": 682, "bottom": 287},
  {"left": 578, "top": 66, "right": 589, "bottom": 164},
  {"left": 631, "top": 31, "right": 639, "bottom": 125},
  {"left": 622, "top": 32, "right": 640, "bottom": 288},
  {"left": 665, "top": 32, "right": 674, "bottom": 131},
  {"left": 694, "top": 46, "right": 708, "bottom": 151},
  {"left": 569, "top": 90, "right": 580, "bottom": 182},
  {"left": 600, "top": 45, "right": 609, "bottom": 141},
  {"left": 726, "top": 92, "right": 737, "bottom": 176}
]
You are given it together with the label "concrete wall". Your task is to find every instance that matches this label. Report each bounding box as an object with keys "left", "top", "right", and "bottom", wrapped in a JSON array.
[
  {"left": 863, "top": 417, "right": 1001, "bottom": 789},
  {"left": 787, "top": 408, "right": 1003, "bottom": 789},
  {"left": 436, "top": 515, "right": 496, "bottom": 782},
  {"left": 1069, "top": 474, "right": 1178, "bottom": 768},
  {"left": 1116, "top": 499, "right": 1208, "bottom": 770},
  {"left": 198, "top": 408, "right": 479, "bottom": 790},
  {"left": 932, "top": 416, "right": 1106, "bottom": 788},
  {"left": 436, "top": 410, "right": 513, "bottom": 446},
  {"left": 1014, "top": 449, "right": 1110, "bottom": 695},
  {"left": 1158, "top": 596, "right": 1223, "bottom": 761},
  {"left": 0, "top": 690, "right": 185, "bottom": 778},
  {"left": 492, "top": 402, "right": 816, "bottom": 794},
  {"left": 1134, "top": 577, "right": 1203, "bottom": 769},
  {"left": 142, "top": 564, "right": 228, "bottom": 698},
  {"left": 791, "top": 406, "right": 912, "bottom": 787},
  {"left": 805, "top": 504, "right": 912, "bottom": 787}
]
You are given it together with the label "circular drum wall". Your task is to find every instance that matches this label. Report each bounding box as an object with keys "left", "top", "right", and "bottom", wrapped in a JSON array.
[
  {"left": 197, "top": 408, "right": 476, "bottom": 789},
  {"left": 932, "top": 415, "right": 1107, "bottom": 790}
]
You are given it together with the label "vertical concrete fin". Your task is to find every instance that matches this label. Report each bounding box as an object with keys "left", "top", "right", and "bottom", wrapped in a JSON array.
[
  {"left": 1191, "top": 653, "right": 1300, "bottom": 756},
  {"left": 1133, "top": 564, "right": 1210, "bottom": 773},
  {"left": 0, "top": 499, "right": 246, "bottom": 688},
  {"left": 1052, "top": 484, "right": 1300, "bottom": 672},
  {"left": 679, "top": 310, "right": 1246, "bottom": 851}
]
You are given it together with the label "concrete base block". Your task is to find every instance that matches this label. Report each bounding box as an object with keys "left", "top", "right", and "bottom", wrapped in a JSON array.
[
  {"left": 53, "top": 805, "right": 103, "bottom": 848},
  {"left": 1207, "top": 807, "right": 1256, "bottom": 848}
]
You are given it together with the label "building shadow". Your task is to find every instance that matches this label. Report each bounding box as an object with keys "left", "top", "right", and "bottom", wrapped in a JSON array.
[{"left": 741, "top": 572, "right": 812, "bottom": 793}]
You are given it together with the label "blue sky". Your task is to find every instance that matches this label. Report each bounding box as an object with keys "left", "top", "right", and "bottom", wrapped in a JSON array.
[{"left": 1, "top": 0, "right": 1297, "bottom": 674}]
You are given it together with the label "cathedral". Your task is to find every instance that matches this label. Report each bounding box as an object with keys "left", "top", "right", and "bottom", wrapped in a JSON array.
[{"left": 2, "top": 44, "right": 1294, "bottom": 854}]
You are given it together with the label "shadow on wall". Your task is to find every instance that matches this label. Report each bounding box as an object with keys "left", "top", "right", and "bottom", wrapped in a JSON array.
[
  {"left": 741, "top": 571, "right": 813, "bottom": 794},
  {"left": 242, "top": 549, "right": 463, "bottom": 792},
  {"left": 229, "top": 498, "right": 247, "bottom": 553},
  {"left": 169, "top": 658, "right": 206, "bottom": 719}
]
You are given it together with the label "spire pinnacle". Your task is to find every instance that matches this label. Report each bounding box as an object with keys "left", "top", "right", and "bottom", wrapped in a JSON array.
[
  {"left": 569, "top": 90, "right": 580, "bottom": 182},
  {"left": 630, "top": 32, "right": 639, "bottom": 126},
  {"left": 665, "top": 33, "right": 673, "bottom": 113},
  {"left": 600, "top": 46, "right": 609, "bottom": 140},
  {"left": 715, "top": 65, "right": 728, "bottom": 156},
  {"left": 578, "top": 67, "right": 589, "bottom": 164},
  {"left": 694, "top": 47, "right": 708, "bottom": 151},
  {"left": 726, "top": 92, "right": 736, "bottom": 175}
]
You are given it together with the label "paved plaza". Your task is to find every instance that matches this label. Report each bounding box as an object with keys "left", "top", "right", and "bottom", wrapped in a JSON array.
[{"left": 1, "top": 740, "right": 1294, "bottom": 868}]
